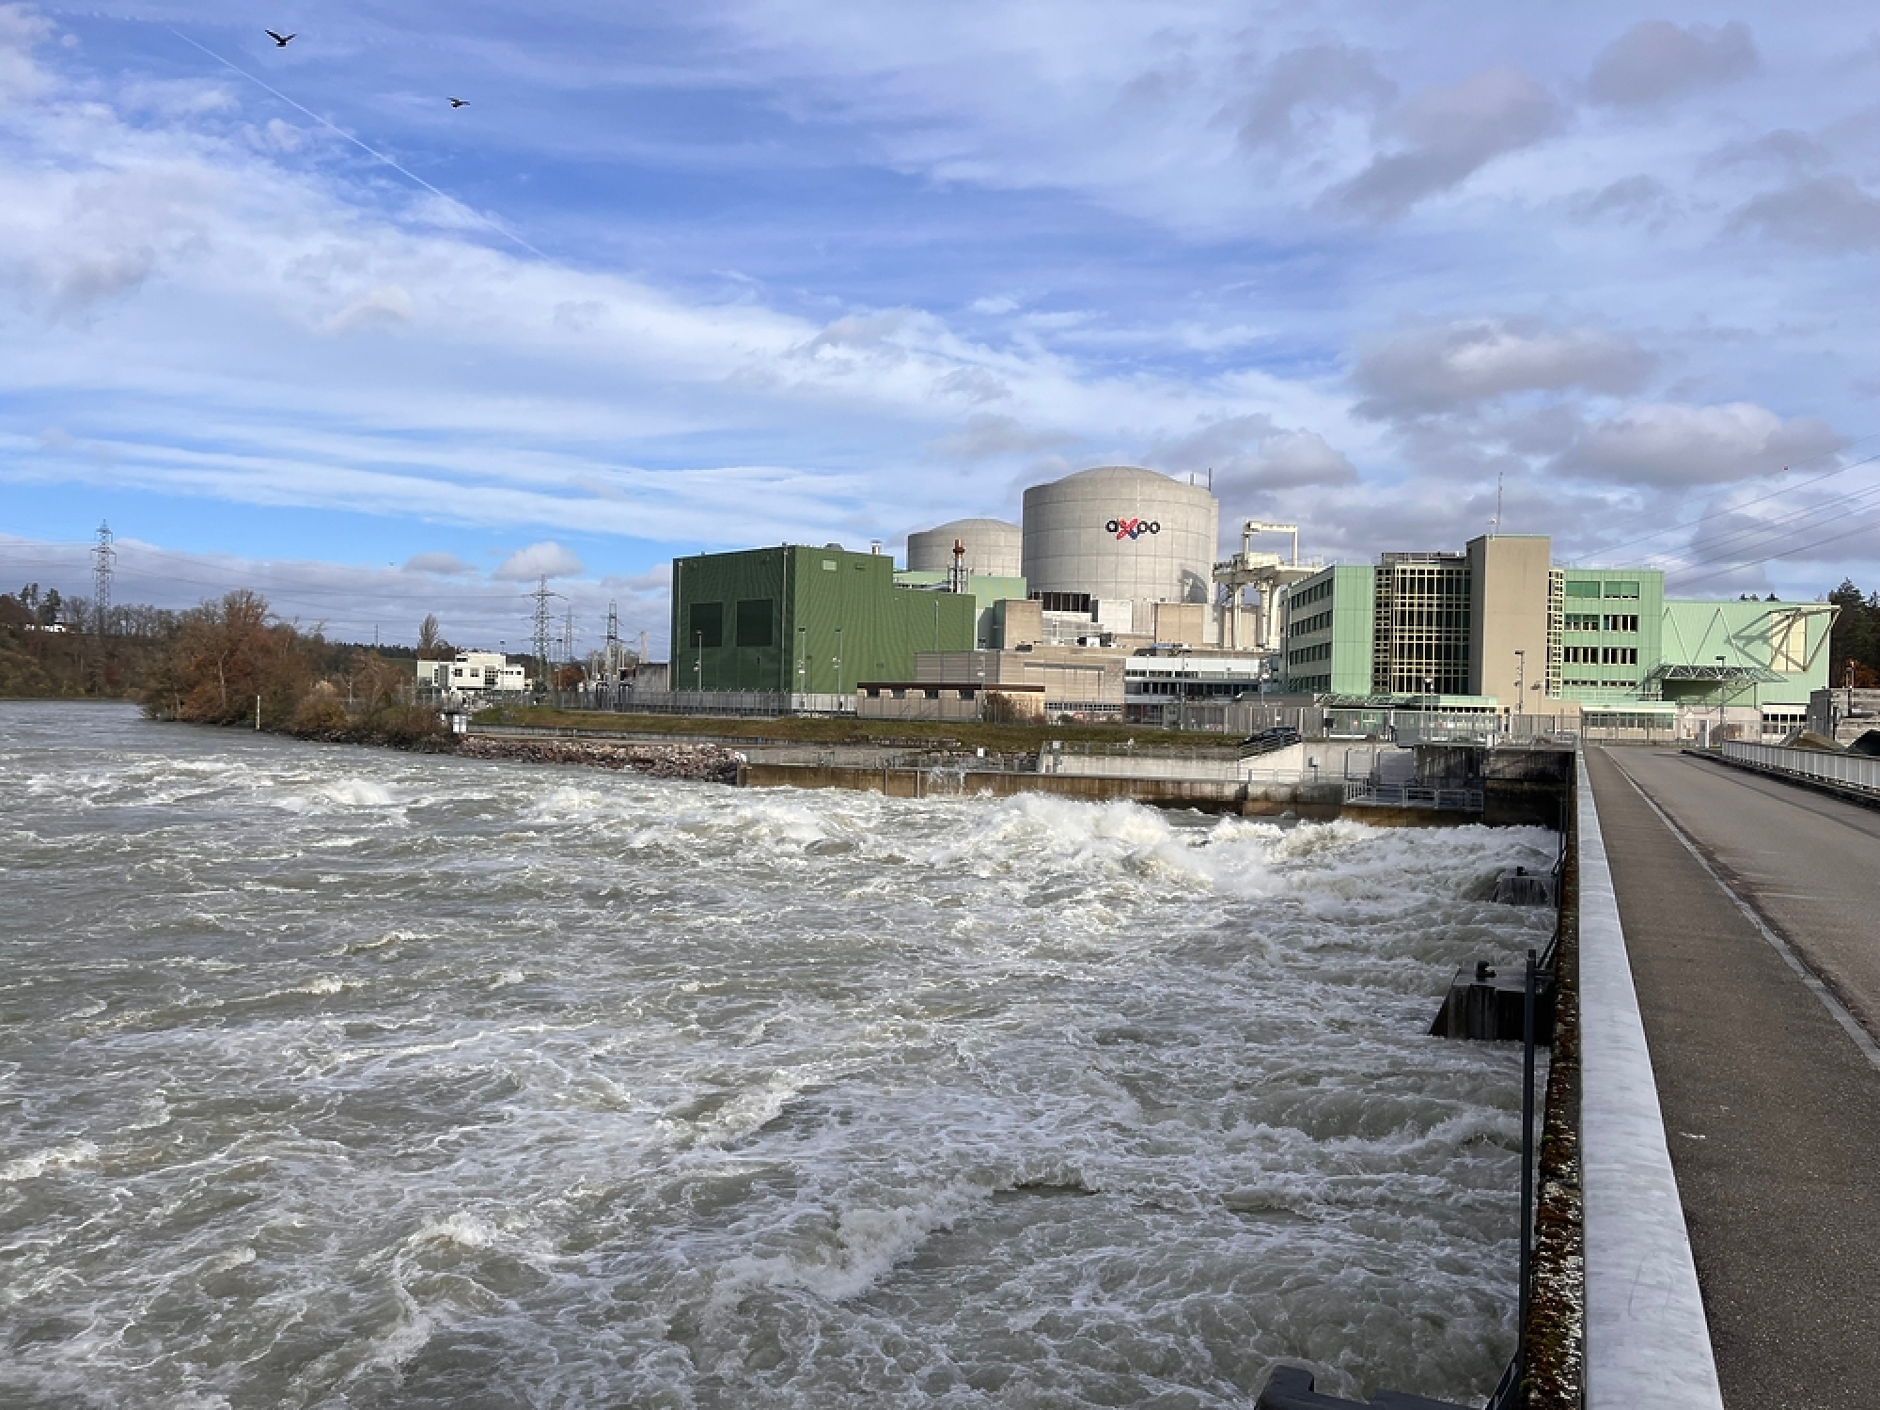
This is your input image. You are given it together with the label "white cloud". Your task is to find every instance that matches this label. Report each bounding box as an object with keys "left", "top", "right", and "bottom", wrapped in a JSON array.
[
  {"left": 1354, "top": 320, "right": 1653, "bottom": 418},
  {"left": 494, "top": 541, "right": 585, "bottom": 580},
  {"left": 322, "top": 285, "right": 416, "bottom": 336},
  {"left": 1553, "top": 403, "right": 1844, "bottom": 487},
  {"left": 1586, "top": 21, "right": 1758, "bottom": 108},
  {"left": 1327, "top": 65, "right": 1561, "bottom": 221},
  {"left": 402, "top": 551, "right": 476, "bottom": 576},
  {"left": 1236, "top": 42, "right": 1395, "bottom": 150},
  {"left": 1733, "top": 176, "right": 1880, "bottom": 252}
]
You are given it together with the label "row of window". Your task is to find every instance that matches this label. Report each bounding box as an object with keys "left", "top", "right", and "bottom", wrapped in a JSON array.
[
  {"left": 1288, "top": 642, "right": 1332, "bottom": 665},
  {"left": 1293, "top": 577, "right": 1335, "bottom": 608},
  {"left": 1565, "top": 614, "right": 1640, "bottom": 632},
  {"left": 1565, "top": 580, "right": 1641, "bottom": 599},
  {"left": 1290, "top": 608, "right": 1334, "bottom": 636},
  {"left": 1562, "top": 646, "right": 1639, "bottom": 665}
]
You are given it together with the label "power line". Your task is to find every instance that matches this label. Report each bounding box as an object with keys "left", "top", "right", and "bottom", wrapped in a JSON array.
[{"left": 1564, "top": 442, "right": 1880, "bottom": 567}]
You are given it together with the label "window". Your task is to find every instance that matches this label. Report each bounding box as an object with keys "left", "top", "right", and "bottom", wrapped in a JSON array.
[
  {"left": 924, "top": 688, "right": 941, "bottom": 700},
  {"left": 821, "top": 559, "right": 838, "bottom": 571},
  {"left": 1564, "top": 646, "right": 1597, "bottom": 663},
  {"left": 1565, "top": 580, "right": 1601, "bottom": 598},
  {"left": 688, "top": 602, "right": 723, "bottom": 648},
  {"left": 735, "top": 598, "right": 774, "bottom": 647},
  {"left": 1601, "top": 646, "right": 1638, "bottom": 665},
  {"left": 1603, "top": 614, "right": 1638, "bottom": 633},
  {"left": 1603, "top": 581, "right": 1640, "bottom": 599},
  {"left": 1566, "top": 614, "right": 1600, "bottom": 631}
]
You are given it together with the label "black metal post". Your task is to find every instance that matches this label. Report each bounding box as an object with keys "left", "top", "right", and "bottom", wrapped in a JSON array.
[{"left": 1516, "top": 947, "right": 1538, "bottom": 1407}]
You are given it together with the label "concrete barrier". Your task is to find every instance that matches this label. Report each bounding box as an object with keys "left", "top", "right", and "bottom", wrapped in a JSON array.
[{"left": 1576, "top": 752, "right": 1723, "bottom": 1410}]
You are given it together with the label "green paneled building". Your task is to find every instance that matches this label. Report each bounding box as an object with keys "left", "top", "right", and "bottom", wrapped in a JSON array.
[
  {"left": 671, "top": 546, "right": 977, "bottom": 693},
  {"left": 1280, "top": 564, "right": 1377, "bottom": 695}
]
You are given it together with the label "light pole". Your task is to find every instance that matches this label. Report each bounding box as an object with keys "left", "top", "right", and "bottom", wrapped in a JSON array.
[
  {"left": 693, "top": 630, "right": 703, "bottom": 696},
  {"left": 1715, "top": 655, "right": 1728, "bottom": 741},
  {"left": 1513, "top": 649, "right": 1526, "bottom": 726},
  {"left": 796, "top": 626, "right": 807, "bottom": 705},
  {"left": 834, "top": 626, "right": 844, "bottom": 697},
  {"left": 1178, "top": 648, "right": 1191, "bottom": 731},
  {"left": 1422, "top": 673, "right": 1434, "bottom": 709}
]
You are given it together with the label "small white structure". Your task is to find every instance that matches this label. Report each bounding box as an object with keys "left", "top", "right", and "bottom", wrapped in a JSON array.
[{"left": 417, "top": 650, "right": 530, "bottom": 699}]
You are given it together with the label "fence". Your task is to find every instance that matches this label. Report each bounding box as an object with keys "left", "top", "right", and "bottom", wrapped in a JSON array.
[
  {"left": 1719, "top": 741, "right": 1880, "bottom": 797},
  {"left": 1342, "top": 780, "right": 1485, "bottom": 811},
  {"left": 563, "top": 689, "right": 856, "bottom": 717}
]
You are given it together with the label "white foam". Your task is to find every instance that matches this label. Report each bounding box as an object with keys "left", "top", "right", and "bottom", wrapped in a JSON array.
[{"left": 1, "top": 1139, "right": 99, "bottom": 1182}]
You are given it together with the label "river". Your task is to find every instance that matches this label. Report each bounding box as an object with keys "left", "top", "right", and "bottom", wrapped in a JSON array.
[{"left": 0, "top": 702, "right": 1552, "bottom": 1408}]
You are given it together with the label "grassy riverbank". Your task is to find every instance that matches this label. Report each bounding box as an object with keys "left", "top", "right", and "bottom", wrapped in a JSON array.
[{"left": 472, "top": 705, "right": 1236, "bottom": 756}]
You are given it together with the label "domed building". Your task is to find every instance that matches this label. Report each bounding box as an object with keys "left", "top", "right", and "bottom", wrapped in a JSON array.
[
  {"left": 905, "top": 518, "right": 1023, "bottom": 578},
  {"left": 1021, "top": 465, "right": 1219, "bottom": 610}
]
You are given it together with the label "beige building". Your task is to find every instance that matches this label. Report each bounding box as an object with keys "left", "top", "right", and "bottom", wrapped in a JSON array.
[
  {"left": 856, "top": 681, "right": 1046, "bottom": 723},
  {"left": 916, "top": 647, "right": 1130, "bottom": 715},
  {"left": 1466, "top": 535, "right": 1554, "bottom": 711}
]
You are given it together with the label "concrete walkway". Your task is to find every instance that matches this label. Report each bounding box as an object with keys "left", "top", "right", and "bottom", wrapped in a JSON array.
[{"left": 1586, "top": 747, "right": 1880, "bottom": 1410}]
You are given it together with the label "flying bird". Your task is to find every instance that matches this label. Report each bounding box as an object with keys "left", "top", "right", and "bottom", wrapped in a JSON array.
[
  {"left": 449, "top": 97, "right": 469, "bottom": 108},
  {"left": 265, "top": 29, "right": 296, "bottom": 47}
]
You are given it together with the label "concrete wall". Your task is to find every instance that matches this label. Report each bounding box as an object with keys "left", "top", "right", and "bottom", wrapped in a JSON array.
[{"left": 1468, "top": 534, "right": 1553, "bottom": 708}]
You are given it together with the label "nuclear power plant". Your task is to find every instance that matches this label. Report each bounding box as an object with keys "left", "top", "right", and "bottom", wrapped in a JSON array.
[{"left": 657, "top": 454, "right": 1833, "bottom": 734}]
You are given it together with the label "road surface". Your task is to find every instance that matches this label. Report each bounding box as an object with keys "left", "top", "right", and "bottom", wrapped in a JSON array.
[{"left": 1586, "top": 746, "right": 1880, "bottom": 1410}]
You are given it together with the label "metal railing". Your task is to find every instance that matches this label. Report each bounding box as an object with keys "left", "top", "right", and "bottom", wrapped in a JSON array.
[
  {"left": 1342, "top": 780, "right": 1485, "bottom": 811},
  {"left": 1719, "top": 741, "right": 1880, "bottom": 796}
]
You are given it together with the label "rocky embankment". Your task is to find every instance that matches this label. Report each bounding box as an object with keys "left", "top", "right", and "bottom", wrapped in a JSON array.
[{"left": 454, "top": 734, "right": 742, "bottom": 784}]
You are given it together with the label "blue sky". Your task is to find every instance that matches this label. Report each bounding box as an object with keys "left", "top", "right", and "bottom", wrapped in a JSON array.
[{"left": 1, "top": 1, "right": 1877, "bottom": 652}]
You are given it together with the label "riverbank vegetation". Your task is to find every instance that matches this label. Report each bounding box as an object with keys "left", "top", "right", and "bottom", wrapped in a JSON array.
[{"left": 131, "top": 589, "right": 444, "bottom": 746}]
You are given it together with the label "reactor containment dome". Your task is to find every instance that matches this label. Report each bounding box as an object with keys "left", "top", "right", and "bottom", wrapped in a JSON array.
[
  {"left": 1021, "top": 466, "right": 1219, "bottom": 607},
  {"left": 906, "top": 518, "right": 1023, "bottom": 578}
]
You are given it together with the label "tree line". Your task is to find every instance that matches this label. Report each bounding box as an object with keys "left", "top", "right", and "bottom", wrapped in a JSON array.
[
  {"left": 2, "top": 584, "right": 450, "bottom": 745},
  {"left": 1828, "top": 579, "right": 1880, "bottom": 688}
]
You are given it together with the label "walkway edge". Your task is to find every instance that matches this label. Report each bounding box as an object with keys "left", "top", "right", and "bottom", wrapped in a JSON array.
[{"left": 1577, "top": 751, "right": 1724, "bottom": 1410}]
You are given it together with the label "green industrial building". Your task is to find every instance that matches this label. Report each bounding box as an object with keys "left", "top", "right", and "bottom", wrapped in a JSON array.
[
  {"left": 1280, "top": 535, "right": 1836, "bottom": 721},
  {"left": 670, "top": 546, "right": 977, "bottom": 694}
]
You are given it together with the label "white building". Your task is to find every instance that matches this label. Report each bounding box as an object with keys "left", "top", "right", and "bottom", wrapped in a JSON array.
[{"left": 416, "top": 650, "right": 530, "bottom": 699}]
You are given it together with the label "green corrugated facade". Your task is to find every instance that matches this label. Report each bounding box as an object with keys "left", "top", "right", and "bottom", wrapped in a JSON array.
[
  {"left": 1658, "top": 598, "right": 1836, "bottom": 706},
  {"left": 1554, "top": 568, "right": 1665, "bottom": 703},
  {"left": 672, "top": 546, "right": 977, "bottom": 693},
  {"left": 1281, "top": 564, "right": 1376, "bottom": 695}
]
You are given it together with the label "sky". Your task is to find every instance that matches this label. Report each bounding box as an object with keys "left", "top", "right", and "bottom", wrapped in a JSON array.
[{"left": 1, "top": 1, "right": 1877, "bottom": 654}]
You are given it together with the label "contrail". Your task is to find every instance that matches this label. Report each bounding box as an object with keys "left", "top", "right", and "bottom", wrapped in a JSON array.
[{"left": 166, "top": 27, "right": 550, "bottom": 262}]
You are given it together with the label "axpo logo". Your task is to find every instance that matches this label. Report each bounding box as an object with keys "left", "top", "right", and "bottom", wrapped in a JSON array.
[{"left": 1105, "top": 517, "right": 1161, "bottom": 540}]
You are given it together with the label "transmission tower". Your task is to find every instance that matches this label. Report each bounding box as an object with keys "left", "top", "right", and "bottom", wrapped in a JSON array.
[
  {"left": 92, "top": 521, "right": 115, "bottom": 637},
  {"left": 603, "top": 600, "right": 622, "bottom": 679},
  {"left": 529, "top": 576, "right": 559, "bottom": 691}
]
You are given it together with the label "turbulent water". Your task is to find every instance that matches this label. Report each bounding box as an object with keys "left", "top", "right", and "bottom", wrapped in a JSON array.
[{"left": 1, "top": 702, "right": 1555, "bottom": 1409}]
